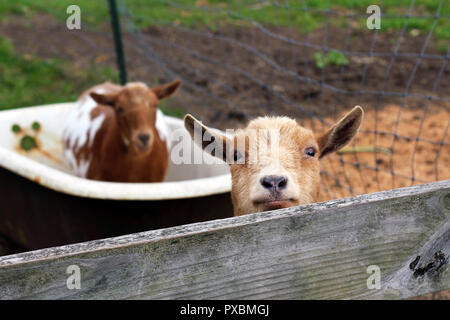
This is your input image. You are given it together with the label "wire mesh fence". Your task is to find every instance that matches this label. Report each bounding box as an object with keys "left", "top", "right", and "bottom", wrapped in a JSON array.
[{"left": 112, "top": 0, "right": 449, "bottom": 200}]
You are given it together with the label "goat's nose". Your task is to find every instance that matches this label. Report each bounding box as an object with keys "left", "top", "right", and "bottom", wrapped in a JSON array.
[
  {"left": 138, "top": 133, "right": 150, "bottom": 145},
  {"left": 260, "top": 175, "right": 288, "bottom": 191}
]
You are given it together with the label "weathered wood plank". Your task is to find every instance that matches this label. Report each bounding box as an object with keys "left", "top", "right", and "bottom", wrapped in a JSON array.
[{"left": 0, "top": 180, "right": 449, "bottom": 300}]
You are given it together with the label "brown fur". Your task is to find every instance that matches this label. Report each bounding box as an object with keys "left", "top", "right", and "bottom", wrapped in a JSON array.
[
  {"left": 65, "top": 80, "right": 181, "bottom": 182},
  {"left": 185, "top": 106, "right": 363, "bottom": 216}
]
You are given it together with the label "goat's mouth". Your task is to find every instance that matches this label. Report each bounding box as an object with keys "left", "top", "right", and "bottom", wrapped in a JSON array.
[
  {"left": 253, "top": 198, "right": 296, "bottom": 212},
  {"left": 137, "top": 143, "right": 149, "bottom": 151},
  {"left": 134, "top": 141, "right": 152, "bottom": 153}
]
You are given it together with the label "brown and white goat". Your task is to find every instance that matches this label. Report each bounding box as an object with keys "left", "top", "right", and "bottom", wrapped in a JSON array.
[
  {"left": 184, "top": 106, "right": 363, "bottom": 216},
  {"left": 63, "top": 80, "right": 181, "bottom": 182}
]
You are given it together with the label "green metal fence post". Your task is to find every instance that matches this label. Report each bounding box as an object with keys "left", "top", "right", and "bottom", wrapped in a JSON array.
[{"left": 108, "top": 0, "right": 127, "bottom": 85}]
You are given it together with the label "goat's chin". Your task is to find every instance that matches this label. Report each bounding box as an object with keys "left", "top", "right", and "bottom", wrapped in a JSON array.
[
  {"left": 131, "top": 144, "right": 153, "bottom": 156},
  {"left": 260, "top": 200, "right": 293, "bottom": 212},
  {"left": 252, "top": 199, "right": 297, "bottom": 213}
]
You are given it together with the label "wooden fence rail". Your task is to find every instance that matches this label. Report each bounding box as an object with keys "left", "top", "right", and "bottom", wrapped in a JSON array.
[{"left": 0, "top": 180, "right": 449, "bottom": 299}]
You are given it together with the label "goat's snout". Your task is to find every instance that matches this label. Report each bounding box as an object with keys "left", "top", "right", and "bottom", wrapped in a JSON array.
[
  {"left": 138, "top": 133, "right": 151, "bottom": 145},
  {"left": 136, "top": 133, "right": 153, "bottom": 152},
  {"left": 260, "top": 175, "right": 288, "bottom": 192}
]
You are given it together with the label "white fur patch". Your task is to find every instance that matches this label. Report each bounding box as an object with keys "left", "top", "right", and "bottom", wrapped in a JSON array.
[
  {"left": 63, "top": 89, "right": 106, "bottom": 177},
  {"left": 125, "top": 82, "right": 148, "bottom": 89}
]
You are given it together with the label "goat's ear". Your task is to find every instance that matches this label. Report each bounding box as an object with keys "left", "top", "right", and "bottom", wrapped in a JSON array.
[
  {"left": 184, "top": 114, "right": 232, "bottom": 163},
  {"left": 90, "top": 92, "right": 117, "bottom": 106},
  {"left": 153, "top": 80, "right": 181, "bottom": 100},
  {"left": 317, "top": 106, "right": 364, "bottom": 159}
]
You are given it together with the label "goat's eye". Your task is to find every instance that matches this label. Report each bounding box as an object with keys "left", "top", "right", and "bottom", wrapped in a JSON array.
[
  {"left": 305, "top": 147, "right": 316, "bottom": 157},
  {"left": 116, "top": 106, "right": 124, "bottom": 114}
]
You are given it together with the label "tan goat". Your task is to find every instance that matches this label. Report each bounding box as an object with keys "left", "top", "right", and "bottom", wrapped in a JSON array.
[{"left": 184, "top": 106, "right": 364, "bottom": 216}]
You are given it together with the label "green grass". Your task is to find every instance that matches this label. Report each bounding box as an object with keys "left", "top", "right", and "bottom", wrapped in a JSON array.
[
  {"left": 0, "top": 1, "right": 448, "bottom": 39},
  {"left": 0, "top": 0, "right": 107, "bottom": 25},
  {"left": 0, "top": 35, "right": 184, "bottom": 117},
  {"left": 129, "top": 0, "right": 449, "bottom": 40},
  {"left": 0, "top": 37, "right": 118, "bottom": 110},
  {"left": 314, "top": 50, "right": 349, "bottom": 69}
]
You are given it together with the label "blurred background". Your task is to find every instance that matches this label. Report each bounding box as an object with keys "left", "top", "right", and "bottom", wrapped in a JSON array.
[{"left": 0, "top": 0, "right": 448, "bottom": 200}]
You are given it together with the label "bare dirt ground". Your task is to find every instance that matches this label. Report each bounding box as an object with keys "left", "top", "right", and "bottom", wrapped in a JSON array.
[
  {"left": 1, "top": 14, "right": 448, "bottom": 199},
  {"left": 317, "top": 103, "right": 450, "bottom": 200}
]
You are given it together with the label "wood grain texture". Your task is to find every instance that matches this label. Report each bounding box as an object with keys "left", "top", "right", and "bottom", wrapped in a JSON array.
[{"left": 0, "top": 180, "right": 449, "bottom": 300}]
